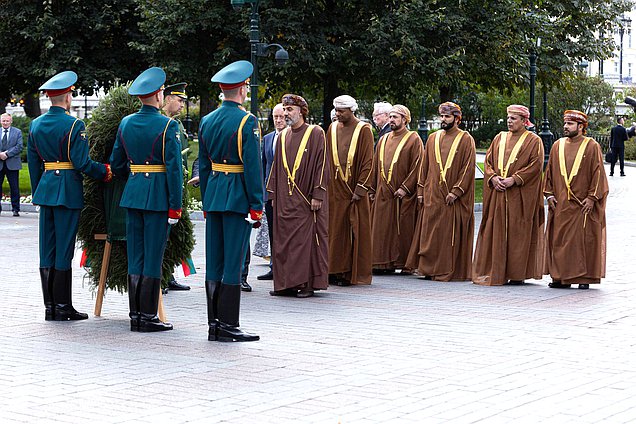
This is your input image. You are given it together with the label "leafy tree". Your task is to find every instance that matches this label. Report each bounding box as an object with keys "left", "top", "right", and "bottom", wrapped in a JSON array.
[{"left": 0, "top": 0, "right": 144, "bottom": 116}]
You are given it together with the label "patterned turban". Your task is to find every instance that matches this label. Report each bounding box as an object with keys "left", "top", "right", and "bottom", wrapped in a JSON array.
[
  {"left": 438, "top": 102, "right": 462, "bottom": 121},
  {"left": 563, "top": 109, "right": 588, "bottom": 133},
  {"left": 333, "top": 95, "right": 358, "bottom": 112},
  {"left": 506, "top": 104, "right": 532, "bottom": 127},
  {"left": 389, "top": 104, "right": 411, "bottom": 124},
  {"left": 282, "top": 93, "right": 309, "bottom": 118}
]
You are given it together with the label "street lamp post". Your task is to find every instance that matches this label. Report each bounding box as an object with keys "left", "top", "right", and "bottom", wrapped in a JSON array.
[
  {"left": 231, "top": 0, "right": 289, "bottom": 118},
  {"left": 538, "top": 91, "right": 553, "bottom": 167},
  {"left": 417, "top": 95, "right": 428, "bottom": 146},
  {"left": 528, "top": 38, "right": 541, "bottom": 128},
  {"left": 619, "top": 15, "right": 632, "bottom": 84}
]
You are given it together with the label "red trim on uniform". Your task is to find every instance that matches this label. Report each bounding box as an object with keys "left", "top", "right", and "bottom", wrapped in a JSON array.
[
  {"left": 249, "top": 209, "right": 263, "bottom": 221},
  {"left": 138, "top": 88, "right": 161, "bottom": 99},
  {"left": 168, "top": 208, "right": 182, "bottom": 219},
  {"left": 103, "top": 164, "right": 113, "bottom": 182},
  {"left": 46, "top": 87, "right": 72, "bottom": 97},
  {"left": 219, "top": 81, "right": 247, "bottom": 90}
]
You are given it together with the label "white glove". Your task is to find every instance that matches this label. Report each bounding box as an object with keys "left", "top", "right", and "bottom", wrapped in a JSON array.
[
  {"left": 168, "top": 218, "right": 179, "bottom": 225},
  {"left": 245, "top": 214, "right": 257, "bottom": 225}
]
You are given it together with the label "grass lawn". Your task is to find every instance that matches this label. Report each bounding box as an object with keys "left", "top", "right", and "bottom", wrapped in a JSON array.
[{"left": 2, "top": 152, "right": 485, "bottom": 204}]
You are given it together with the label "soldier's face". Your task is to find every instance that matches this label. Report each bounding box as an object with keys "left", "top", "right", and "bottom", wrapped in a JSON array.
[
  {"left": 0, "top": 116, "right": 11, "bottom": 129},
  {"left": 163, "top": 95, "right": 184, "bottom": 117},
  {"left": 335, "top": 108, "right": 353, "bottom": 123},
  {"left": 284, "top": 105, "right": 302, "bottom": 127},
  {"left": 388, "top": 113, "right": 405, "bottom": 131},
  {"left": 507, "top": 114, "right": 525, "bottom": 132},
  {"left": 272, "top": 106, "right": 286, "bottom": 131},
  {"left": 439, "top": 114, "right": 456, "bottom": 130},
  {"left": 563, "top": 120, "right": 582, "bottom": 137}
]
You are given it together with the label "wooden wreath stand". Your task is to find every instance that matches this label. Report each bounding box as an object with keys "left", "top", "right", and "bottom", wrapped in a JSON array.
[{"left": 92, "top": 234, "right": 166, "bottom": 321}]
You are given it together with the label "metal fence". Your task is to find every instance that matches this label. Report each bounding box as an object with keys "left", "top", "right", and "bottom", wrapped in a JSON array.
[{"left": 551, "top": 132, "right": 610, "bottom": 153}]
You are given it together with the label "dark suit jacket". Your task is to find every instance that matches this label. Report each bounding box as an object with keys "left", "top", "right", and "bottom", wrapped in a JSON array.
[
  {"left": 610, "top": 124, "right": 628, "bottom": 149},
  {"left": 262, "top": 130, "right": 277, "bottom": 201},
  {"left": 375, "top": 123, "right": 391, "bottom": 148},
  {"left": 0, "top": 126, "right": 23, "bottom": 171}
]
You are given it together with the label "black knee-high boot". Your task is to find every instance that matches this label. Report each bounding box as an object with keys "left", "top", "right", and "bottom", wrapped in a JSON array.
[
  {"left": 216, "top": 283, "right": 259, "bottom": 342},
  {"left": 40, "top": 267, "right": 55, "bottom": 321},
  {"left": 53, "top": 269, "right": 88, "bottom": 321},
  {"left": 205, "top": 280, "right": 221, "bottom": 341},
  {"left": 128, "top": 274, "right": 142, "bottom": 331},
  {"left": 138, "top": 276, "right": 173, "bottom": 332}
]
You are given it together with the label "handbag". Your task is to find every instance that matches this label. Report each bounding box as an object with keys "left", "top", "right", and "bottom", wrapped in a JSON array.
[{"left": 605, "top": 148, "right": 614, "bottom": 163}]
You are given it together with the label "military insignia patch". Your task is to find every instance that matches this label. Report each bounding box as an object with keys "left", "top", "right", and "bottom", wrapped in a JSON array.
[
  {"left": 176, "top": 132, "right": 181, "bottom": 141},
  {"left": 80, "top": 131, "right": 87, "bottom": 142}
]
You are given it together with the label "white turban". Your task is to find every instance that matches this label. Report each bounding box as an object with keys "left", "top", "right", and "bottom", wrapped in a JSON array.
[{"left": 333, "top": 95, "right": 358, "bottom": 112}]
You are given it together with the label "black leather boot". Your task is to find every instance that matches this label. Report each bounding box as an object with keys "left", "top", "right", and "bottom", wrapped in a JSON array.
[
  {"left": 216, "top": 283, "right": 259, "bottom": 342},
  {"left": 128, "top": 274, "right": 142, "bottom": 331},
  {"left": 40, "top": 267, "right": 55, "bottom": 320},
  {"left": 138, "top": 276, "right": 173, "bottom": 332},
  {"left": 205, "top": 280, "right": 221, "bottom": 341},
  {"left": 52, "top": 269, "right": 88, "bottom": 321}
]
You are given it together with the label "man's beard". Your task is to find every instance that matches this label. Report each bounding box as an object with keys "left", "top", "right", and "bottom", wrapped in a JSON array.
[
  {"left": 285, "top": 116, "right": 300, "bottom": 126},
  {"left": 563, "top": 129, "right": 579, "bottom": 137},
  {"left": 389, "top": 122, "right": 402, "bottom": 131},
  {"left": 440, "top": 120, "right": 455, "bottom": 130}
]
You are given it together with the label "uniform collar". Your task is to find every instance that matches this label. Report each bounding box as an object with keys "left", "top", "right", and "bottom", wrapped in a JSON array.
[
  {"left": 49, "top": 106, "right": 68, "bottom": 114},
  {"left": 139, "top": 104, "right": 160, "bottom": 113},
  {"left": 221, "top": 100, "right": 242, "bottom": 108}
]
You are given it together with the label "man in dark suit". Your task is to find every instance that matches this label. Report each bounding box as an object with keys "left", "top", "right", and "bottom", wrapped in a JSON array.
[
  {"left": 0, "top": 113, "right": 24, "bottom": 216},
  {"left": 610, "top": 116, "right": 628, "bottom": 177},
  {"left": 372, "top": 102, "right": 392, "bottom": 148},
  {"left": 257, "top": 103, "right": 286, "bottom": 281}
]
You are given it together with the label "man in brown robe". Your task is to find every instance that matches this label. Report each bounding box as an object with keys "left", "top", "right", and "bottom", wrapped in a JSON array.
[
  {"left": 544, "top": 110, "right": 608, "bottom": 289},
  {"left": 370, "top": 105, "right": 423, "bottom": 274},
  {"left": 327, "top": 95, "right": 374, "bottom": 286},
  {"left": 473, "top": 105, "right": 544, "bottom": 286},
  {"left": 267, "top": 94, "right": 330, "bottom": 298},
  {"left": 406, "top": 102, "right": 475, "bottom": 281}
]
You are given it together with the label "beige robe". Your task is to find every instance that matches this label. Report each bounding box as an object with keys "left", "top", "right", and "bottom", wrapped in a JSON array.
[
  {"left": 267, "top": 123, "right": 330, "bottom": 291},
  {"left": 543, "top": 135, "right": 608, "bottom": 284},
  {"left": 406, "top": 126, "right": 475, "bottom": 281},
  {"left": 370, "top": 127, "right": 423, "bottom": 270},
  {"left": 472, "top": 130, "right": 545, "bottom": 285},
  {"left": 326, "top": 119, "right": 374, "bottom": 284}
]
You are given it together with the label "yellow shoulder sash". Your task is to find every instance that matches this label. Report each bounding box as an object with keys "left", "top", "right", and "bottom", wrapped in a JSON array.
[
  {"left": 559, "top": 136, "right": 590, "bottom": 200},
  {"left": 380, "top": 130, "right": 413, "bottom": 184},
  {"left": 331, "top": 121, "right": 367, "bottom": 182},
  {"left": 281, "top": 125, "right": 315, "bottom": 199},
  {"left": 237, "top": 113, "right": 260, "bottom": 163},
  {"left": 497, "top": 130, "right": 530, "bottom": 178},
  {"left": 434, "top": 130, "right": 465, "bottom": 183}
]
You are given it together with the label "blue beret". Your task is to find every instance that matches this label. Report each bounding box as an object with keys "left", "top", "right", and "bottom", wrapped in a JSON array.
[
  {"left": 211, "top": 60, "right": 253, "bottom": 88},
  {"left": 39, "top": 71, "right": 78, "bottom": 93},
  {"left": 129, "top": 67, "right": 166, "bottom": 97}
]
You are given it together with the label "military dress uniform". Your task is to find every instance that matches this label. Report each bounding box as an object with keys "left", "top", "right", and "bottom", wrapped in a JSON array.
[
  {"left": 109, "top": 67, "right": 183, "bottom": 332},
  {"left": 199, "top": 60, "right": 263, "bottom": 342},
  {"left": 27, "top": 71, "right": 111, "bottom": 321}
]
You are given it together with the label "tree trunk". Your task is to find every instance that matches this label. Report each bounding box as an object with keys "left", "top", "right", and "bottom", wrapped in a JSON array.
[
  {"left": 199, "top": 89, "right": 216, "bottom": 121},
  {"left": 439, "top": 86, "right": 453, "bottom": 103},
  {"left": 0, "top": 99, "right": 6, "bottom": 114},
  {"left": 23, "top": 92, "right": 42, "bottom": 118},
  {"left": 322, "top": 75, "right": 340, "bottom": 131}
]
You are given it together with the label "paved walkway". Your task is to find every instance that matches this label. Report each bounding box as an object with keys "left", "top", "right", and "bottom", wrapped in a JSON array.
[{"left": 1, "top": 164, "right": 635, "bottom": 423}]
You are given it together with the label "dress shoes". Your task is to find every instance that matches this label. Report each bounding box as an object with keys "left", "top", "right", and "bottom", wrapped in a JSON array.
[
  {"left": 216, "top": 323, "right": 259, "bottom": 342},
  {"left": 241, "top": 280, "right": 252, "bottom": 292},
  {"left": 548, "top": 281, "right": 571, "bottom": 288},
  {"left": 578, "top": 284, "right": 590, "bottom": 290},
  {"left": 257, "top": 271, "right": 274, "bottom": 280},
  {"left": 621, "top": 173, "right": 626, "bottom": 177},
  {"left": 610, "top": 172, "right": 614, "bottom": 176},
  {"left": 12, "top": 211, "right": 19, "bottom": 217},
  {"left": 269, "top": 288, "right": 297, "bottom": 297},
  {"left": 506, "top": 280, "right": 524, "bottom": 285},
  {"left": 55, "top": 306, "right": 89, "bottom": 321},
  {"left": 167, "top": 277, "right": 190, "bottom": 291},
  {"left": 138, "top": 317, "right": 173, "bottom": 332},
  {"left": 296, "top": 290, "right": 314, "bottom": 298}
]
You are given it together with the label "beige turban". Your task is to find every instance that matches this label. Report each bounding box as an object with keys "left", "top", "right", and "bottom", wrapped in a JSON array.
[
  {"left": 389, "top": 104, "right": 411, "bottom": 124},
  {"left": 506, "top": 104, "right": 532, "bottom": 127},
  {"left": 333, "top": 95, "right": 358, "bottom": 112},
  {"left": 438, "top": 102, "right": 462, "bottom": 121},
  {"left": 563, "top": 109, "right": 589, "bottom": 134}
]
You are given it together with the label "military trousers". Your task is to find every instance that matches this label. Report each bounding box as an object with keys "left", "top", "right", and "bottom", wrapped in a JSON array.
[
  {"left": 39, "top": 206, "right": 80, "bottom": 270},
  {"left": 126, "top": 208, "right": 169, "bottom": 279},
  {"left": 205, "top": 211, "right": 251, "bottom": 285}
]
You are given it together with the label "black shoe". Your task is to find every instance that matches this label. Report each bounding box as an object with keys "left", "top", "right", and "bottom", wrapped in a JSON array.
[
  {"left": 506, "top": 280, "right": 524, "bottom": 285},
  {"left": 621, "top": 173, "right": 626, "bottom": 177},
  {"left": 12, "top": 211, "right": 19, "bottom": 217},
  {"left": 217, "top": 322, "right": 259, "bottom": 342},
  {"left": 241, "top": 280, "right": 252, "bottom": 292},
  {"left": 296, "top": 290, "right": 314, "bottom": 298},
  {"left": 167, "top": 278, "right": 190, "bottom": 291},
  {"left": 610, "top": 172, "right": 614, "bottom": 176},
  {"left": 257, "top": 271, "right": 274, "bottom": 280},
  {"left": 269, "top": 288, "right": 297, "bottom": 297},
  {"left": 52, "top": 269, "right": 89, "bottom": 321},
  {"left": 138, "top": 277, "right": 172, "bottom": 332},
  {"left": 548, "top": 281, "right": 571, "bottom": 289},
  {"left": 216, "top": 283, "right": 259, "bottom": 342},
  {"left": 578, "top": 284, "right": 590, "bottom": 290}
]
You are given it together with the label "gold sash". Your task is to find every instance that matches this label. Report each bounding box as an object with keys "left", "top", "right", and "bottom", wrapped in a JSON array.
[
  {"left": 434, "top": 130, "right": 465, "bottom": 184},
  {"left": 497, "top": 131, "right": 529, "bottom": 178},
  {"left": 379, "top": 130, "right": 413, "bottom": 185},
  {"left": 558, "top": 136, "right": 590, "bottom": 201},
  {"left": 331, "top": 121, "right": 367, "bottom": 182},
  {"left": 212, "top": 163, "right": 244, "bottom": 173},
  {"left": 281, "top": 125, "right": 315, "bottom": 201},
  {"left": 130, "top": 164, "right": 166, "bottom": 173},
  {"left": 44, "top": 162, "right": 74, "bottom": 170},
  {"left": 236, "top": 113, "right": 259, "bottom": 163}
]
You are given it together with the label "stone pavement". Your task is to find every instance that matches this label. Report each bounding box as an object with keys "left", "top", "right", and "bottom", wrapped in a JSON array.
[{"left": 1, "top": 164, "right": 635, "bottom": 423}]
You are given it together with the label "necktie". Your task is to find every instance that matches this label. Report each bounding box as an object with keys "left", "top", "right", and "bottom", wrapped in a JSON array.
[
  {"left": 272, "top": 132, "right": 278, "bottom": 156},
  {"left": 1, "top": 129, "right": 7, "bottom": 152}
]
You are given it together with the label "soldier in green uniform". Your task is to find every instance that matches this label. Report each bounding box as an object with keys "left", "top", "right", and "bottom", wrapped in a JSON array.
[
  {"left": 27, "top": 71, "right": 112, "bottom": 321},
  {"left": 199, "top": 60, "right": 263, "bottom": 342},
  {"left": 161, "top": 82, "right": 191, "bottom": 292},
  {"left": 109, "top": 67, "right": 183, "bottom": 333}
]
